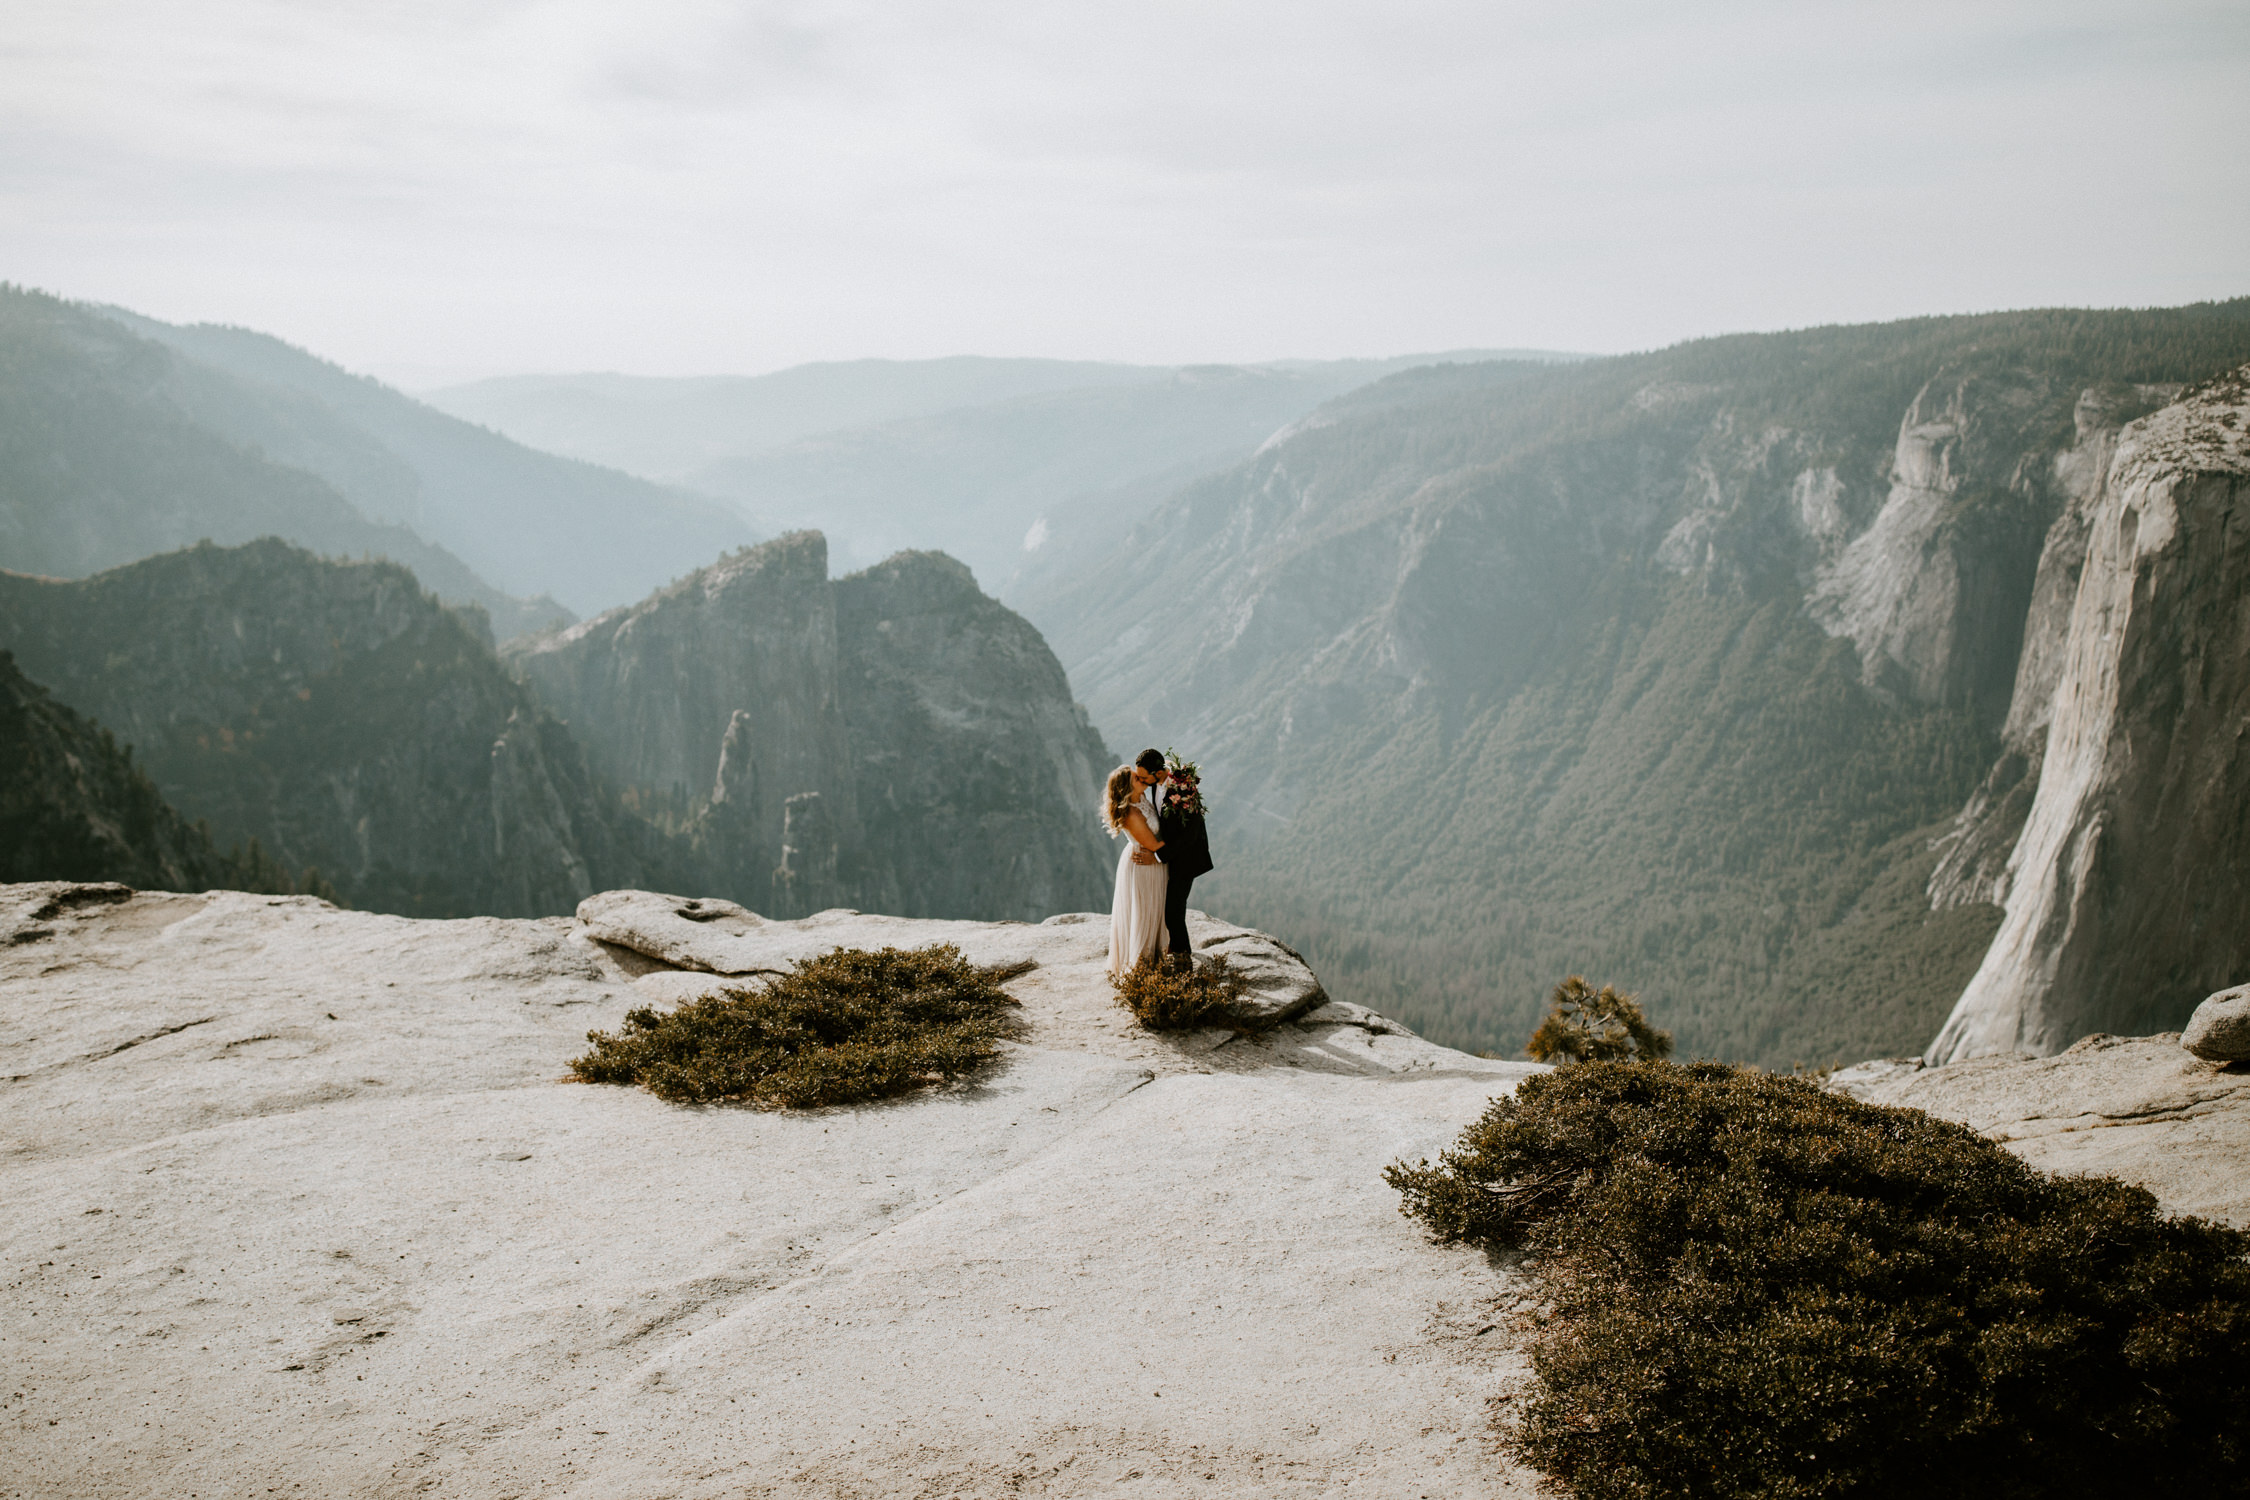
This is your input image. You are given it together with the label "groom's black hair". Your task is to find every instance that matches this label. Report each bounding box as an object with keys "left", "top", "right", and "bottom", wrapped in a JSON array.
[{"left": 1134, "top": 748, "right": 1166, "bottom": 773}]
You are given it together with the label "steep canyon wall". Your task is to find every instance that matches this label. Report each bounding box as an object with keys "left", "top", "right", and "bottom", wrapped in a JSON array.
[{"left": 508, "top": 534, "right": 1113, "bottom": 920}]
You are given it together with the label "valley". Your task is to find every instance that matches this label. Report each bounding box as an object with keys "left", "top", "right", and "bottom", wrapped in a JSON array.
[{"left": 4, "top": 288, "right": 2248, "bottom": 1068}]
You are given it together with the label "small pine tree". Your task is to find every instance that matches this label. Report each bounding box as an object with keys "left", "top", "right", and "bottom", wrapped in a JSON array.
[{"left": 1525, "top": 975, "right": 1671, "bottom": 1063}]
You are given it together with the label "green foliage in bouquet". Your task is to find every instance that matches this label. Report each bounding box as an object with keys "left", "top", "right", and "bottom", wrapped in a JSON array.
[
  {"left": 570, "top": 944, "right": 1024, "bottom": 1107},
  {"left": 1525, "top": 974, "right": 1672, "bottom": 1063},
  {"left": 1111, "top": 954, "right": 1249, "bottom": 1031},
  {"left": 1384, "top": 1060, "right": 2250, "bottom": 1499}
]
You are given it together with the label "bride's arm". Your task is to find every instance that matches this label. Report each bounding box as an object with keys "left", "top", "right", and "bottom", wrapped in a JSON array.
[{"left": 1124, "top": 808, "right": 1166, "bottom": 853}]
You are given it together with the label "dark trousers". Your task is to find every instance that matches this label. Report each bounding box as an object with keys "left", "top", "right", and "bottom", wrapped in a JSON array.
[{"left": 1164, "top": 872, "right": 1196, "bottom": 957}]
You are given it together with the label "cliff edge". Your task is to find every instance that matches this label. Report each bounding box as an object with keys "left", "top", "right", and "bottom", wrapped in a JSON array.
[{"left": 0, "top": 882, "right": 1541, "bottom": 1498}]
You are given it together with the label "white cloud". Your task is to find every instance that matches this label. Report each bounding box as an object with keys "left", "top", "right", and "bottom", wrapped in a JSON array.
[{"left": 2, "top": 0, "right": 2243, "bottom": 382}]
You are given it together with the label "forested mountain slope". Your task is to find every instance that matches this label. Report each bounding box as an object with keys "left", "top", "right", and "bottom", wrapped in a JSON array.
[
  {"left": 0, "top": 651, "right": 301, "bottom": 894},
  {"left": 0, "top": 542, "right": 658, "bottom": 916},
  {"left": 1022, "top": 301, "right": 2250, "bottom": 1066},
  {"left": 97, "top": 306, "right": 756, "bottom": 616},
  {"left": 0, "top": 287, "right": 564, "bottom": 641}
]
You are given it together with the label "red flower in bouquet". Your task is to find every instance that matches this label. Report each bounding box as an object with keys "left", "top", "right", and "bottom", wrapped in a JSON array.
[{"left": 1163, "top": 750, "right": 1207, "bottom": 819}]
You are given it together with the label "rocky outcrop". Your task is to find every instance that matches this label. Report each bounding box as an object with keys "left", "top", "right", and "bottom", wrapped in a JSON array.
[
  {"left": 510, "top": 535, "right": 1113, "bottom": 922},
  {"left": 1927, "top": 368, "right": 2250, "bottom": 1060},
  {"left": 0, "top": 540, "right": 653, "bottom": 916},
  {"left": 834, "top": 550, "right": 1113, "bottom": 920},
  {"left": 2182, "top": 985, "right": 2250, "bottom": 1063},
  {"left": 507, "top": 532, "right": 855, "bottom": 904},
  {"left": 0, "top": 881, "right": 1539, "bottom": 1497}
]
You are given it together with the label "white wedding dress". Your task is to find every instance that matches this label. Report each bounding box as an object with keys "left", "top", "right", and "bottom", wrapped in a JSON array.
[{"left": 1107, "top": 785, "right": 1169, "bottom": 977}]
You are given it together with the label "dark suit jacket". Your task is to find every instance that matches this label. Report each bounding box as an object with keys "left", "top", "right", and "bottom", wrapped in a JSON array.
[{"left": 1156, "top": 792, "right": 1214, "bottom": 881}]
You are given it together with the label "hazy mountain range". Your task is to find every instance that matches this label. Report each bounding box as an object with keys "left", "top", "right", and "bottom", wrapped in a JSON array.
[
  {"left": 95, "top": 305, "right": 758, "bottom": 616},
  {"left": 424, "top": 350, "right": 1578, "bottom": 587}
]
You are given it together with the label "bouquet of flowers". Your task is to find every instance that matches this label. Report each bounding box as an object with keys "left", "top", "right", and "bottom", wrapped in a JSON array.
[{"left": 1163, "top": 749, "right": 1207, "bottom": 820}]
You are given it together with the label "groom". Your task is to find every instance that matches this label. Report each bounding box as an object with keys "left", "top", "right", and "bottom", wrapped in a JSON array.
[{"left": 1132, "top": 747, "right": 1212, "bottom": 962}]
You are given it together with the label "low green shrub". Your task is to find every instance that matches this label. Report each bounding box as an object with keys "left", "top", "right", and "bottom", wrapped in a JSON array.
[
  {"left": 1525, "top": 974, "right": 1671, "bottom": 1063},
  {"left": 1111, "top": 954, "right": 1250, "bottom": 1030},
  {"left": 1385, "top": 1060, "right": 2250, "bottom": 1498},
  {"left": 570, "top": 944, "right": 1022, "bottom": 1107}
]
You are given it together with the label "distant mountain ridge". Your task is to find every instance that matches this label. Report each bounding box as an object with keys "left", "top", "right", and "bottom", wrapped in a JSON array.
[
  {"left": 0, "top": 286, "right": 567, "bottom": 641},
  {"left": 96, "top": 306, "right": 759, "bottom": 617},
  {"left": 422, "top": 349, "right": 1575, "bottom": 479},
  {"left": 423, "top": 357, "right": 1168, "bottom": 478}
]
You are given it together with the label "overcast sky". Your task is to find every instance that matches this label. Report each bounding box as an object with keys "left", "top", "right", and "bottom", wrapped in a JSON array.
[{"left": 4, "top": 0, "right": 2244, "bottom": 386}]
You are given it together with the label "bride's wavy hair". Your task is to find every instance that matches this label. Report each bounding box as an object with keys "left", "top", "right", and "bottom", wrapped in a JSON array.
[{"left": 1100, "top": 765, "right": 1136, "bottom": 835}]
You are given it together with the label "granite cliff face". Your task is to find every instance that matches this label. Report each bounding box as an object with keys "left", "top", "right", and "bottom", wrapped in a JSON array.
[
  {"left": 1801, "top": 369, "right": 2064, "bottom": 722},
  {"left": 508, "top": 531, "right": 853, "bottom": 849},
  {"left": 509, "top": 533, "right": 1113, "bottom": 921},
  {"left": 835, "top": 551, "right": 1116, "bottom": 920},
  {"left": 0, "top": 541, "right": 652, "bottom": 915},
  {"left": 1927, "top": 366, "right": 2250, "bottom": 1060}
]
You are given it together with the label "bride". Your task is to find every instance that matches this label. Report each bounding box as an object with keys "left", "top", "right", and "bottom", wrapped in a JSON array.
[{"left": 1103, "top": 761, "right": 1168, "bottom": 977}]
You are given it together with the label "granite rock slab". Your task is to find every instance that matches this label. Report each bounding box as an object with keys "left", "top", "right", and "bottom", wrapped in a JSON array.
[{"left": 1, "top": 881, "right": 1544, "bottom": 1500}]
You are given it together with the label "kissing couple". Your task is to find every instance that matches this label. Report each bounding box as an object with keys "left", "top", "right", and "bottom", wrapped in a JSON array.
[{"left": 1102, "top": 748, "right": 1214, "bottom": 978}]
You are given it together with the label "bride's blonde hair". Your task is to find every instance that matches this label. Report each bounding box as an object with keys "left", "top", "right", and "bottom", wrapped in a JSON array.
[{"left": 1100, "top": 765, "right": 1136, "bottom": 835}]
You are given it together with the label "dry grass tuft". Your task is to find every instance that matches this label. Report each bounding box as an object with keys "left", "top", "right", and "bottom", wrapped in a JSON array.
[
  {"left": 1110, "top": 954, "right": 1251, "bottom": 1031},
  {"left": 570, "top": 943, "right": 1023, "bottom": 1107}
]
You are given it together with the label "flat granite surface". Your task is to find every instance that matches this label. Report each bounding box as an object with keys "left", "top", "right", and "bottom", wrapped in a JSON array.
[{"left": 0, "top": 884, "right": 1547, "bottom": 1499}]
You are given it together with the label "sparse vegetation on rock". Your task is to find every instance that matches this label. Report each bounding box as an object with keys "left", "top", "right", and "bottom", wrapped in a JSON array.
[
  {"left": 570, "top": 943, "right": 1023, "bottom": 1107},
  {"left": 1524, "top": 975, "right": 1672, "bottom": 1063},
  {"left": 1385, "top": 1059, "right": 2250, "bottom": 1499},
  {"left": 1110, "top": 954, "right": 1251, "bottom": 1031}
]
